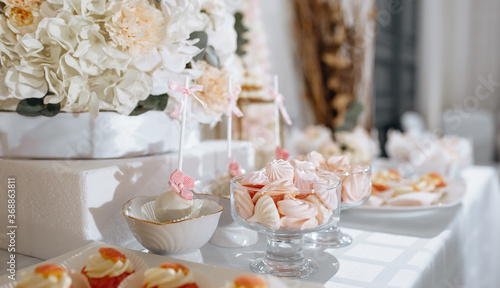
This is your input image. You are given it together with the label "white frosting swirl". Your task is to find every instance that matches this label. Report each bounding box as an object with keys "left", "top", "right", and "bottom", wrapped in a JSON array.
[
  {"left": 277, "top": 198, "right": 318, "bottom": 219},
  {"left": 306, "top": 151, "right": 325, "bottom": 169},
  {"left": 294, "top": 169, "right": 319, "bottom": 191},
  {"left": 16, "top": 270, "right": 72, "bottom": 288},
  {"left": 143, "top": 267, "right": 195, "bottom": 288},
  {"left": 84, "top": 254, "right": 134, "bottom": 278}
]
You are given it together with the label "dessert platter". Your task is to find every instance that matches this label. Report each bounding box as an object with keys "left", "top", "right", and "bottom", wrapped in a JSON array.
[
  {"left": 359, "top": 169, "right": 467, "bottom": 212},
  {"left": 0, "top": 242, "right": 322, "bottom": 288}
]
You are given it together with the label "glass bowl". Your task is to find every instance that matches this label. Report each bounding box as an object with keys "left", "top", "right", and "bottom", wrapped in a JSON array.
[
  {"left": 305, "top": 163, "right": 372, "bottom": 248},
  {"left": 230, "top": 173, "right": 341, "bottom": 278}
]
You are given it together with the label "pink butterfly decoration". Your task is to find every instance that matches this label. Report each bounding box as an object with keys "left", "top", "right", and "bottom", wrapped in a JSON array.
[
  {"left": 169, "top": 169, "right": 195, "bottom": 200},
  {"left": 275, "top": 146, "right": 290, "bottom": 161}
]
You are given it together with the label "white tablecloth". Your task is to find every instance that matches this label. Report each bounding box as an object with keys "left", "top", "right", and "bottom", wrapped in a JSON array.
[{"left": 1, "top": 166, "right": 499, "bottom": 287}]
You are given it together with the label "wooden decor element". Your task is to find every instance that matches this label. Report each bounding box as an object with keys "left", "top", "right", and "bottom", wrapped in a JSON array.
[{"left": 291, "top": 0, "right": 377, "bottom": 132}]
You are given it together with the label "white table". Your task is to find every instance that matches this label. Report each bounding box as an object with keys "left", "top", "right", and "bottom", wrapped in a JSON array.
[{"left": 1, "top": 166, "right": 499, "bottom": 287}]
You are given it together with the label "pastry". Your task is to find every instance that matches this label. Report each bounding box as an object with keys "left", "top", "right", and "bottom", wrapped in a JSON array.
[
  {"left": 142, "top": 263, "right": 198, "bottom": 288},
  {"left": 81, "top": 247, "right": 134, "bottom": 288},
  {"left": 16, "top": 264, "right": 72, "bottom": 288}
]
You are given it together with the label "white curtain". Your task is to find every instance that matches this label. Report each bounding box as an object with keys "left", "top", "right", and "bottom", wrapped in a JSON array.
[{"left": 417, "top": 0, "right": 500, "bottom": 162}]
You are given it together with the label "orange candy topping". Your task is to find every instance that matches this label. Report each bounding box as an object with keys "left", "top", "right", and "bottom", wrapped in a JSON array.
[
  {"left": 233, "top": 275, "right": 267, "bottom": 288},
  {"left": 99, "top": 247, "right": 126, "bottom": 263},
  {"left": 160, "top": 263, "right": 189, "bottom": 275},
  {"left": 34, "top": 264, "right": 66, "bottom": 279}
]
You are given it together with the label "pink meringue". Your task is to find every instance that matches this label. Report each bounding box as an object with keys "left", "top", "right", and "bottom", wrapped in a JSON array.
[
  {"left": 341, "top": 173, "right": 371, "bottom": 203},
  {"left": 252, "top": 178, "right": 298, "bottom": 203},
  {"left": 247, "top": 195, "right": 281, "bottom": 229},
  {"left": 277, "top": 198, "right": 318, "bottom": 219},
  {"left": 233, "top": 186, "right": 254, "bottom": 220},
  {"left": 280, "top": 216, "right": 319, "bottom": 230},
  {"left": 240, "top": 168, "right": 269, "bottom": 188},
  {"left": 290, "top": 159, "right": 316, "bottom": 172},
  {"left": 294, "top": 169, "right": 319, "bottom": 191},
  {"left": 326, "top": 155, "right": 350, "bottom": 172},
  {"left": 306, "top": 151, "right": 326, "bottom": 169},
  {"left": 265, "top": 159, "right": 294, "bottom": 182},
  {"left": 312, "top": 181, "right": 339, "bottom": 210},
  {"left": 304, "top": 195, "right": 333, "bottom": 224}
]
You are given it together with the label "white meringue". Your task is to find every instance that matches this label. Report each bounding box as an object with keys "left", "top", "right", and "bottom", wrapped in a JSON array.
[
  {"left": 252, "top": 178, "right": 298, "bottom": 203},
  {"left": 277, "top": 198, "right": 318, "bottom": 219},
  {"left": 246, "top": 195, "right": 281, "bottom": 229},
  {"left": 341, "top": 173, "right": 371, "bottom": 203}
]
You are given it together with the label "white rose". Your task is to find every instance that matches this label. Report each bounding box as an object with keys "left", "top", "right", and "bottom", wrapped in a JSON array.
[{"left": 104, "top": 68, "right": 152, "bottom": 115}]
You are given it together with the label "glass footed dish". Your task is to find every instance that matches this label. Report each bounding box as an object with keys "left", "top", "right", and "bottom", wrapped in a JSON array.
[
  {"left": 304, "top": 163, "right": 372, "bottom": 248},
  {"left": 230, "top": 173, "right": 341, "bottom": 278}
]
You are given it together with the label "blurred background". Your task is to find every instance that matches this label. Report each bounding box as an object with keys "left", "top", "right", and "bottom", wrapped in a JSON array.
[{"left": 249, "top": 0, "right": 500, "bottom": 168}]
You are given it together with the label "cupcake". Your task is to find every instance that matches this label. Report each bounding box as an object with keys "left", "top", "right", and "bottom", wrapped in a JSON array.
[
  {"left": 16, "top": 264, "right": 72, "bottom": 288},
  {"left": 81, "top": 247, "right": 135, "bottom": 288},
  {"left": 142, "top": 263, "right": 198, "bottom": 288},
  {"left": 224, "top": 275, "right": 267, "bottom": 288}
]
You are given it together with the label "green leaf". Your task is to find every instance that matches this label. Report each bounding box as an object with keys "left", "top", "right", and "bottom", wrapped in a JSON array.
[
  {"left": 335, "top": 99, "right": 363, "bottom": 131},
  {"left": 16, "top": 97, "right": 61, "bottom": 117},
  {"left": 205, "top": 46, "right": 220, "bottom": 68},
  {"left": 129, "top": 93, "right": 169, "bottom": 116},
  {"left": 189, "top": 31, "right": 208, "bottom": 49},
  {"left": 234, "top": 11, "right": 249, "bottom": 56}
]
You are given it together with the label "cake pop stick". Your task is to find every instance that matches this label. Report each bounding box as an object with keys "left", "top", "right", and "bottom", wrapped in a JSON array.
[{"left": 270, "top": 75, "right": 292, "bottom": 160}]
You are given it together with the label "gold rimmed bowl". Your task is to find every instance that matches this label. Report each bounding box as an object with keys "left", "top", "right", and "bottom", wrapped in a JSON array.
[{"left": 123, "top": 196, "right": 223, "bottom": 255}]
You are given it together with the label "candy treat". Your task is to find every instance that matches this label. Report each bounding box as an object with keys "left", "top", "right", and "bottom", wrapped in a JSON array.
[
  {"left": 16, "top": 264, "right": 72, "bottom": 288},
  {"left": 223, "top": 275, "right": 267, "bottom": 288},
  {"left": 142, "top": 263, "right": 198, "bottom": 288},
  {"left": 234, "top": 159, "right": 338, "bottom": 230},
  {"left": 154, "top": 169, "right": 202, "bottom": 223},
  {"left": 81, "top": 247, "right": 135, "bottom": 288}
]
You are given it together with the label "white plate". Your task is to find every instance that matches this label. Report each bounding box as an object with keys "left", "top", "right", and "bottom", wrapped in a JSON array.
[
  {"left": 356, "top": 179, "right": 466, "bottom": 212},
  {"left": 0, "top": 242, "right": 321, "bottom": 288}
]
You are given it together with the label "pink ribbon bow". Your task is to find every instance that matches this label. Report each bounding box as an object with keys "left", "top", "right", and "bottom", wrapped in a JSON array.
[
  {"left": 275, "top": 146, "right": 290, "bottom": 161},
  {"left": 227, "top": 86, "right": 243, "bottom": 117},
  {"left": 168, "top": 169, "right": 195, "bottom": 200},
  {"left": 169, "top": 81, "right": 207, "bottom": 119},
  {"left": 269, "top": 88, "right": 292, "bottom": 126},
  {"left": 228, "top": 158, "right": 242, "bottom": 177}
]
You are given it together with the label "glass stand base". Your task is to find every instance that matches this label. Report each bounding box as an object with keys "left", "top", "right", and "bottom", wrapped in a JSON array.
[
  {"left": 304, "top": 226, "right": 353, "bottom": 248},
  {"left": 251, "top": 257, "right": 318, "bottom": 278}
]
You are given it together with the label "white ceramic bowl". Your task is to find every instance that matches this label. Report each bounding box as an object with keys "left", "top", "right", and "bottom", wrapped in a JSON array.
[{"left": 123, "top": 196, "right": 223, "bottom": 255}]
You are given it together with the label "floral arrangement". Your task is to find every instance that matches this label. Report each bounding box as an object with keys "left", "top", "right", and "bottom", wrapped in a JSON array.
[
  {"left": 292, "top": 125, "right": 379, "bottom": 164},
  {"left": 0, "top": 0, "right": 239, "bottom": 122}
]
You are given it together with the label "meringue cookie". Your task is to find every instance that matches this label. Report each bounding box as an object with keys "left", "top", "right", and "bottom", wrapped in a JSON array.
[
  {"left": 312, "top": 181, "right": 339, "bottom": 210},
  {"left": 277, "top": 198, "right": 318, "bottom": 219},
  {"left": 252, "top": 178, "right": 298, "bottom": 203},
  {"left": 233, "top": 186, "right": 254, "bottom": 220},
  {"left": 290, "top": 159, "right": 316, "bottom": 172},
  {"left": 326, "top": 155, "right": 350, "bottom": 172},
  {"left": 306, "top": 151, "right": 326, "bottom": 169},
  {"left": 294, "top": 169, "right": 319, "bottom": 191},
  {"left": 304, "top": 194, "right": 333, "bottom": 224},
  {"left": 341, "top": 173, "right": 371, "bottom": 203},
  {"left": 265, "top": 160, "right": 294, "bottom": 182},
  {"left": 154, "top": 188, "right": 195, "bottom": 223},
  {"left": 247, "top": 195, "right": 281, "bottom": 229},
  {"left": 241, "top": 168, "right": 270, "bottom": 188},
  {"left": 280, "top": 216, "right": 319, "bottom": 230}
]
